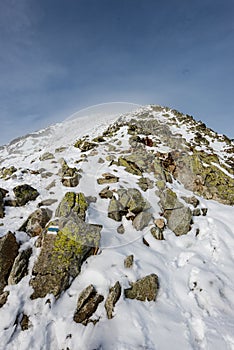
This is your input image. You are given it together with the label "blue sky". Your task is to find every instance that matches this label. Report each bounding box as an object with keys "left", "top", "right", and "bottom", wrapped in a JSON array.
[{"left": 0, "top": 0, "right": 234, "bottom": 144}]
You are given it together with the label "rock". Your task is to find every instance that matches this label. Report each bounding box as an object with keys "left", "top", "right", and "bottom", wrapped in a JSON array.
[
  {"left": 19, "top": 208, "right": 52, "bottom": 237},
  {"left": 181, "top": 196, "right": 200, "bottom": 208},
  {"left": 59, "top": 159, "right": 80, "bottom": 187},
  {"left": 55, "top": 192, "right": 88, "bottom": 221},
  {"left": 8, "top": 248, "right": 32, "bottom": 284},
  {"left": 193, "top": 208, "right": 201, "bottom": 216},
  {"left": 73, "top": 285, "right": 104, "bottom": 324},
  {"left": 99, "top": 186, "right": 113, "bottom": 199},
  {"left": 118, "top": 156, "right": 142, "bottom": 176},
  {"left": 154, "top": 218, "right": 165, "bottom": 229},
  {"left": 0, "top": 192, "right": 4, "bottom": 219},
  {"left": 61, "top": 173, "right": 79, "bottom": 187},
  {"left": 85, "top": 196, "right": 97, "bottom": 204},
  {"left": 20, "top": 314, "right": 30, "bottom": 331},
  {"left": 201, "top": 208, "right": 208, "bottom": 216},
  {"left": 150, "top": 227, "right": 164, "bottom": 240},
  {"left": 39, "top": 152, "right": 55, "bottom": 161},
  {"left": 132, "top": 212, "right": 152, "bottom": 231},
  {"left": 46, "top": 180, "right": 56, "bottom": 190},
  {"left": 92, "top": 136, "right": 105, "bottom": 143},
  {"left": 124, "top": 255, "right": 134, "bottom": 268},
  {"left": 98, "top": 157, "right": 105, "bottom": 164},
  {"left": 117, "top": 224, "right": 125, "bottom": 234},
  {"left": 124, "top": 274, "right": 159, "bottom": 302},
  {"left": 105, "top": 281, "right": 121, "bottom": 319},
  {"left": 0, "top": 291, "right": 9, "bottom": 308},
  {"left": 30, "top": 216, "right": 101, "bottom": 299},
  {"left": 38, "top": 199, "right": 58, "bottom": 207},
  {"left": 118, "top": 188, "right": 150, "bottom": 214},
  {"left": 0, "top": 232, "right": 19, "bottom": 294},
  {"left": 13, "top": 184, "right": 39, "bottom": 206},
  {"left": 159, "top": 188, "right": 192, "bottom": 236},
  {"left": 97, "top": 173, "right": 119, "bottom": 184},
  {"left": 74, "top": 139, "right": 96, "bottom": 152},
  {"left": 0, "top": 166, "right": 17, "bottom": 180},
  {"left": 108, "top": 198, "right": 126, "bottom": 222},
  {"left": 137, "top": 177, "right": 154, "bottom": 191}
]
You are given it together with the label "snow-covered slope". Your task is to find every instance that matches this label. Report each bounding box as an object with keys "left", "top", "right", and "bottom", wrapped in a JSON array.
[{"left": 0, "top": 105, "right": 234, "bottom": 350}]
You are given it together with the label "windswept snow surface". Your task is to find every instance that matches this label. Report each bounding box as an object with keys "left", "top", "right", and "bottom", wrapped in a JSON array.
[{"left": 0, "top": 106, "right": 234, "bottom": 350}]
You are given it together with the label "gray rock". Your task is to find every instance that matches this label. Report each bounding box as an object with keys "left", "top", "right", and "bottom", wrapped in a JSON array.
[
  {"left": 38, "top": 199, "right": 58, "bottom": 207},
  {"left": 118, "top": 188, "right": 150, "bottom": 214},
  {"left": 117, "top": 224, "right": 125, "bottom": 234},
  {"left": 19, "top": 208, "right": 52, "bottom": 237},
  {"left": 108, "top": 198, "right": 126, "bottom": 221},
  {"left": 8, "top": 248, "right": 32, "bottom": 285},
  {"left": 137, "top": 177, "right": 154, "bottom": 191},
  {"left": 39, "top": 152, "right": 55, "bottom": 161},
  {"left": 124, "top": 274, "right": 159, "bottom": 301},
  {"left": 181, "top": 196, "right": 200, "bottom": 208},
  {"left": 13, "top": 184, "right": 39, "bottom": 206},
  {"left": 0, "top": 232, "right": 19, "bottom": 294},
  {"left": 55, "top": 192, "right": 88, "bottom": 221},
  {"left": 97, "top": 173, "right": 119, "bottom": 185},
  {"left": 99, "top": 186, "right": 113, "bottom": 199},
  {"left": 61, "top": 173, "right": 79, "bottom": 187},
  {"left": 124, "top": 255, "right": 134, "bottom": 268},
  {"left": 73, "top": 285, "right": 104, "bottom": 324},
  {"left": 105, "top": 281, "right": 121, "bottom": 319},
  {"left": 132, "top": 212, "right": 152, "bottom": 231},
  {"left": 74, "top": 139, "right": 97, "bottom": 152}
]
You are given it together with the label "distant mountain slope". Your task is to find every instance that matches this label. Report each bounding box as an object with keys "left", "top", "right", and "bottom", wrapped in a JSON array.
[{"left": 0, "top": 105, "right": 234, "bottom": 350}]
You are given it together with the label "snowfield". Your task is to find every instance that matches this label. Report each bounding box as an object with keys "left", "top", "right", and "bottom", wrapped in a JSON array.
[{"left": 0, "top": 105, "right": 234, "bottom": 350}]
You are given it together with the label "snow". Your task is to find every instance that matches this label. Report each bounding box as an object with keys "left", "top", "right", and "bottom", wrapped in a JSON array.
[{"left": 0, "top": 106, "right": 234, "bottom": 350}]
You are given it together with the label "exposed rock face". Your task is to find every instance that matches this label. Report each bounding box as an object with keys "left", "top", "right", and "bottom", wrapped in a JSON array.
[
  {"left": 159, "top": 188, "right": 192, "bottom": 236},
  {"left": 19, "top": 208, "right": 52, "bottom": 237},
  {"left": 55, "top": 192, "right": 88, "bottom": 220},
  {"left": 12, "top": 184, "right": 39, "bottom": 206},
  {"left": 8, "top": 248, "right": 32, "bottom": 285},
  {"left": 73, "top": 285, "right": 104, "bottom": 324},
  {"left": 0, "top": 232, "right": 19, "bottom": 294},
  {"left": 105, "top": 281, "right": 121, "bottom": 319},
  {"left": 124, "top": 274, "right": 159, "bottom": 302}
]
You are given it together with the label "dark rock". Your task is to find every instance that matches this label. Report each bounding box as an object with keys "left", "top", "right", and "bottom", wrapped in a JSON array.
[
  {"left": 8, "top": 248, "right": 32, "bottom": 284},
  {"left": 105, "top": 281, "right": 121, "bottom": 319},
  {"left": 0, "top": 192, "right": 4, "bottom": 219},
  {"left": 59, "top": 159, "right": 80, "bottom": 187},
  {"left": 19, "top": 208, "right": 52, "bottom": 237},
  {"left": 13, "top": 184, "right": 39, "bottom": 206},
  {"left": 201, "top": 208, "right": 208, "bottom": 216},
  {"left": 150, "top": 227, "right": 164, "bottom": 240},
  {"left": 193, "top": 208, "right": 201, "bottom": 216},
  {"left": 124, "top": 274, "right": 159, "bottom": 301},
  {"left": 132, "top": 212, "right": 152, "bottom": 231},
  {"left": 124, "top": 255, "right": 134, "bottom": 268},
  {"left": 97, "top": 173, "right": 119, "bottom": 184},
  {"left": 108, "top": 198, "right": 126, "bottom": 222},
  {"left": 0, "top": 232, "right": 19, "bottom": 294},
  {"left": 20, "top": 314, "right": 30, "bottom": 331},
  {"left": 73, "top": 285, "right": 104, "bottom": 324},
  {"left": 99, "top": 186, "right": 113, "bottom": 199}
]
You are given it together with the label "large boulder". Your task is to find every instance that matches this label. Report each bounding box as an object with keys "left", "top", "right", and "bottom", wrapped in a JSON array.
[
  {"left": 12, "top": 184, "right": 39, "bottom": 206},
  {"left": 105, "top": 281, "right": 121, "bottom": 319},
  {"left": 73, "top": 285, "right": 104, "bottom": 324},
  {"left": 30, "top": 216, "right": 101, "bottom": 299},
  {"left": 55, "top": 192, "right": 88, "bottom": 221},
  {"left": 0, "top": 232, "right": 19, "bottom": 294},
  {"left": 159, "top": 188, "right": 192, "bottom": 236},
  {"left": 19, "top": 208, "right": 52, "bottom": 237},
  {"left": 124, "top": 274, "right": 159, "bottom": 302},
  {"left": 8, "top": 248, "right": 32, "bottom": 285}
]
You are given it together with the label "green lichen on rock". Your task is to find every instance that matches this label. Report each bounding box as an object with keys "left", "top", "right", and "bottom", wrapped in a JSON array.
[
  {"left": 124, "top": 274, "right": 159, "bottom": 302},
  {"left": 13, "top": 184, "right": 39, "bottom": 206},
  {"left": 74, "top": 138, "right": 96, "bottom": 152},
  {"left": 55, "top": 192, "right": 88, "bottom": 220},
  {"left": 0, "top": 166, "right": 17, "bottom": 180}
]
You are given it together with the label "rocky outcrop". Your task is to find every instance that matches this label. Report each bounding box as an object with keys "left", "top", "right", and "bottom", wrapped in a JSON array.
[
  {"left": 0, "top": 232, "right": 19, "bottom": 294},
  {"left": 105, "top": 281, "right": 121, "bottom": 319},
  {"left": 8, "top": 248, "right": 32, "bottom": 285},
  {"left": 124, "top": 274, "right": 159, "bottom": 302},
  {"left": 73, "top": 285, "right": 104, "bottom": 324},
  {"left": 159, "top": 188, "right": 192, "bottom": 236},
  {"left": 19, "top": 208, "right": 52, "bottom": 237}
]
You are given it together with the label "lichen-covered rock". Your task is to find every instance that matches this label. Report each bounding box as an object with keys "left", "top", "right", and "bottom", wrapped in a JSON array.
[
  {"left": 13, "top": 184, "right": 39, "bottom": 206},
  {"left": 132, "top": 212, "right": 152, "bottom": 231},
  {"left": 74, "top": 139, "right": 96, "bottom": 152},
  {"left": 181, "top": 196, "right": 200, "bottom": 208},
  {"left": 105, "top": 281, "right": 121, "bottom": 319},
  {"left": 118, "top": 188, "right": 150, "bottom": 214},
  {"left": 137, "top": 177, "right": 154, "bottom": 191},
  {"left": 59, "top": 159, "right": 80, "bottom": 187},
  {"left": 0, "top": 166, "right": 17, "bottom": 180},
  {"left": 19, "top": 208, "right": 52, "bottom": 237},
  {"left": 73, "top": 284, "right": 104, "bottom": 324},
  {"left": 97, "top": 173, "right": 119, "bottom": 184},
  {"left": 124, "top": 274, "right": 159, "bottom": 301},
  {"left": 8, "top": 248, "right": 32, "bottom": 285},
  {"left": 30, "top": 216, "right": 101, "bottom": 299},
  {"left": 0, "top": 232, "right": 19, "bottom": 294},
  {"left": 55, "top": 192, "right": 88, "bottom": 221},
  {"left": 61, "top": 174, "right": 79, "bottom": 187},
  {"left": 99, "top": 186, "right": 113, "bottom": 199},
  {"left": 124, "top": 255, "right": 134, "bottom": 268},
  {"left": 39, "top": 152, "right": 55, "bottom": 161},
  {"left": 151, "top": 226, "right": 164, "bottom": 240}
]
